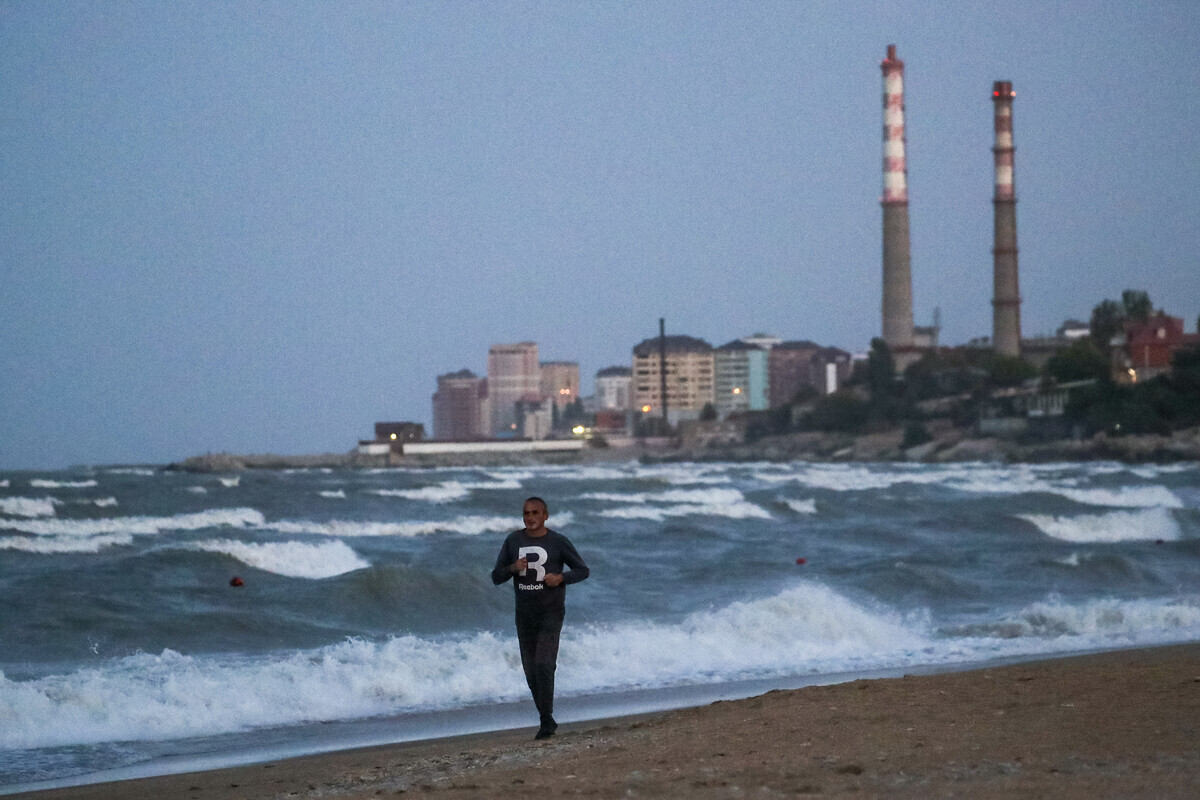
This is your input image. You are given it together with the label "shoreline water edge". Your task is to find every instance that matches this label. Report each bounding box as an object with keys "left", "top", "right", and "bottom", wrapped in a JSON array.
[
  {"left": 164, "top": 424, "right": 1200, "bottom": 473},
  {"left": 6, "top": 643, "right": 1199, "bottom": 799}
]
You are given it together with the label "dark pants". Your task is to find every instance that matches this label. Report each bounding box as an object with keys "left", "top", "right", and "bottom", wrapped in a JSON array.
[{"left": 515, "top": 606, "right": 564, "bottom": 719}]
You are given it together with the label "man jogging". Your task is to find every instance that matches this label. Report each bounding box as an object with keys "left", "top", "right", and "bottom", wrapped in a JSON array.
[{"left": 492, "top": 496, "right": 589, "bottom": 739}]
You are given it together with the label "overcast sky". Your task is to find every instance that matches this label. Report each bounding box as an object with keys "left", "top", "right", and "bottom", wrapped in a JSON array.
[{"left": 3, "top": 1, "right": 1198, "bottom": 469}]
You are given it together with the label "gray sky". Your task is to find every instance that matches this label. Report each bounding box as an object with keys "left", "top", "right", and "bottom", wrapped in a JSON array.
[{"left": 3, "top": 1, "right": 1198, "bottom": 469}]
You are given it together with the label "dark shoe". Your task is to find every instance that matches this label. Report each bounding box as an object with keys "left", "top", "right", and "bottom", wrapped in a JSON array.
[{"left": 534, "top": 715, "right": 557, "bottom": 740}]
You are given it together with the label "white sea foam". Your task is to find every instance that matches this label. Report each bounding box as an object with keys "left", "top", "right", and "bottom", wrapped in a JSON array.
[
  {"left": 92, "top": 497, "right": 119, "bottom": 508},
  {"left": 1018, "top": 508, "right": 1181, "bottom": 543},
  {"left": 953, "top": 596, "right": 1200, "bottom": 642},
  {"left": 218, "top": 477, "right": 241, "bottom": 488},
  {"left": 632, "top": 464, "right": 733, "bottom": 485},
  {"left": 602, "top": 502, "right": 771, "bottom": 521},
  {"left": 0, "top": 496, "right": 60, "bottom": 518},
  {"left": 319, "top": 489, "right": 347, "bottom": 499},
  {"left": 784, "top": 498, "right": 818, "bottom": 515},
  {"left": 186, "top": 486, "right": 209, "bottom": 494},
  {"left": 2, "top": 508, "right": 266, "bottom": 538},
  {"left": 265, "top": 513, "right": 569, "bottom": 539},
  {"left": 192, "top": 539, "right": 369, "bottom": 579},
  {"left": 3, "top": 586, "right": 1198, "bottom": 752},
  {"left": 373, "top": 482, "right": 471, "bottom": 503},
  {"left": 1056, "top": 486, "right": 1182, "bottom": 509},
  {"left": 103, "top": 468, "right": 157, "bottom": 476},
  {"left": 0, "top": 532, "right": 136, "bottom": 553},
  {"left": 586, "top": 487, "right": 771, "bottom": 521},
  {"left": 29, "top": 479, "right": 98, "bottom": 489}
]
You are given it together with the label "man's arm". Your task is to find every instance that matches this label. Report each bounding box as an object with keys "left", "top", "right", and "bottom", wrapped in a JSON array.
[
  {"left": 491, "top": 538, "right": 516, "bottom": 585},
  {"left": 557, "top": 535, "right": 589, "bottom": 586}
]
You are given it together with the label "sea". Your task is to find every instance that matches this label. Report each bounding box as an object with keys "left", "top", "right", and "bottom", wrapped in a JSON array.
[{"left": 2, "top": 459, "right": 1199, "bottom": 791}]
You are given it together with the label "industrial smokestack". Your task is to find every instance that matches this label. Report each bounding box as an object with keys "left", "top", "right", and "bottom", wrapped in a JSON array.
[
  {"left": 880, "top": 44, "right": 914, "bottom": 350},
  {"left": 991, "top": 80, "right": 1021, "bottom": 357}
]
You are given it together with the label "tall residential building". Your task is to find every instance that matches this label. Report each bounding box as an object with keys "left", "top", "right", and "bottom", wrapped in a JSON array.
[
  {"left": 632, "top": 335, "right": 714, "bottom": 426},
  {"left": 594, "top": 365, "right": 632, "bottom": 410},
  {"left": 768, "top": 341, "right": 823, "bottom": 407},
  {"left": 431, "top": 369, "right": 489, "bottom": 440},
  {"left": 539, "top": 361, "right": 580, "bottom": 409},
  {"left": 768, "top": 342, "right": 854, "bottom": 405},
  {"left": 487, "top": 342, "right": 541, "bottom": 437},
  {"left": 714, "top": 340, "right": 769, "bottom": 417}
]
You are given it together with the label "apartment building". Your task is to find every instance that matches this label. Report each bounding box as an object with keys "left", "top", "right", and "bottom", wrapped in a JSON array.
[
  {"left": 487, "top": 342, "right": 540, "bottom": 437},
  {"left": 714, "top": 340, "right": 769, "bottom": 417},
  {"left": 431, "top": 369, "right": 489, "bottom": 440},
  {"left": 632, "top": 335, "right": 715, "bottom": 426},
  {"left": 539, "top": 361, "right": 580, "bottom": 409}
]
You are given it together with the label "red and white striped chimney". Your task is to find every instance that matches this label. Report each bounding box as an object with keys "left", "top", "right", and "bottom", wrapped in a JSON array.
[
  {"left": 991, "top": 80, "right": 1021, "bottom": 357},
  {"left": 880, "top": 44, "right": 914, "bottom": 350}
]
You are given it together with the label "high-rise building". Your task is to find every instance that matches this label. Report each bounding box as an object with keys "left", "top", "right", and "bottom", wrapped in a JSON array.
[
  {"left": 714, "top": 340, "right": 769, "bottom": 417},
  {"left": 768, "top": 341, "right": 822, "bottom": 407},
  {"left": 431, "top": 369, "right": 488, "bottom": 440},
  {"left": 487, "top": 342, "right": 541, "bottom": 437},
  {"left": 632, "top": 335, "right": 714, "bottom": 426},
  {"left": 539, "top": 361, "right": 580, "bottom": 409},
  {"left": 595, "top": 366, "right": 632, "bottom": 410}
]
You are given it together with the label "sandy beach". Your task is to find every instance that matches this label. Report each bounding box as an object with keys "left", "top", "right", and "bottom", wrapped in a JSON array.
[{"left": 11, "top": 643, "right": 1199, "bottom": 800}]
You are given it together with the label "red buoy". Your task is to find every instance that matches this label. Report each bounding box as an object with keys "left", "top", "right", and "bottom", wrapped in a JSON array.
[
  {"left": 230, "top": 576, "right": 244, "bottom": 587},
  {"left": 795, "top": 558, "right": 806, "bottom": 565}
]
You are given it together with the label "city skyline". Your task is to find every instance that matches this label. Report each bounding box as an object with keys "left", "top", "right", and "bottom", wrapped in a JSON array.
[{"left": 3, "top": 2, "right": 1198, "bottom": 469}]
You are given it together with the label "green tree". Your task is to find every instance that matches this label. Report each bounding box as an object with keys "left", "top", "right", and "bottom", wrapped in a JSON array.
[
  {"left": 1121, "top": 289, "right": 1153, "bottom": 321},
  {"left": 1089, "top": 298, "right": 1124, "bottom": 348},
  {"left": 700, "top": 402, "right": 717, "bottom": 422},
  {"left": 867, "top": 338, "right": 895, "bottom": 407},
  {"left": 804, "top": 391, "right": 871, "bottom": 433},
  {"left": 1045, "top": 338, "right": 1110, "bottom": 383},
  {"left": 986, "top": 354, "right": 1038, "bottom": 387}
]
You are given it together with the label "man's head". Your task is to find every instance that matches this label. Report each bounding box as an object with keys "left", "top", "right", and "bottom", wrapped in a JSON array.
[{"left": 522, "top": 496, "right": 549, "bottom": 533}]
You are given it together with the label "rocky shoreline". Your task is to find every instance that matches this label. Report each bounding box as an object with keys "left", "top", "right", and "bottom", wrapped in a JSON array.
[{"left": 165, "top": 424, "right": 1200, "bottom": 472}]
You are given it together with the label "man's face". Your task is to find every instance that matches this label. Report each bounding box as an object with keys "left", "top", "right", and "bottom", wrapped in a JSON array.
[{"left": 523, "top": 501, "right": 549, "bottom": 533}]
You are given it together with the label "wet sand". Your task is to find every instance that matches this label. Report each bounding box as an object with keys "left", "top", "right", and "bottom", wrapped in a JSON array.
[{"left": 12, "top": 643, "right": 1200, "bottom": 799}]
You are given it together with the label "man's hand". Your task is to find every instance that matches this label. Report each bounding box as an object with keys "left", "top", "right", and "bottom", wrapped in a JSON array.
[
  {"left": 512, "top": 557, "right": 528, "bottom": 574},
  {"left": 544, "top": 573, "right": 564, "bottom": 587}
]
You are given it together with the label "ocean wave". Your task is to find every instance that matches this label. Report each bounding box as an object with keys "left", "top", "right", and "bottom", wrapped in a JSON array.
[
  {"left": 632, "top": 464, "right": 734, "bottom": 485},
  {"left": 191, "top": 539, "right": 369, "bottom": 579},
  {"left": 265, "top": 513, "right": 565, "bottom": 539},
  {"left": 945, "top": 596, "right": 1200, "bottom": 641},
  {"left": 319, "top": 489, "right": 347, "bottom": 499},
  {"left": 0, "top": 496, "right": 60, "bottom": 518},
  {"left": 1056, "top": 486, "right": 1182, "bottom": 509},
  {"left": 0, "top": 532, "right": 135, "bottom": 554},
  {"left": 1018, "top": 508, "right": 1181, "bottom": 543},
  {"left": 372, "top": 482, "right": 471, "bottom": 503},
  {"left": 4, "top": 585, "right": 1199, "bottom": 752},
  {"left": 29, "top": 479, "right": 98, "bottom": 489},
  {"left": 585, "top": 487, "right": 771, "bottom": 521},
  {"left": 0, "top": 508, "right": 265, "bottom": 538},
  {"left": 783, "top": 498, "right": 818, "bottom": 515},
  {"left": 0, "top": 583, "right": 917, "bottom": 750},
  {"left": 218, "top": 477, "right": 240, "bottom": 488}
]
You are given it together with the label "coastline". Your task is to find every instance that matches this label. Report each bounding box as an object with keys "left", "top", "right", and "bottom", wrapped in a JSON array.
[
  {"left": 9, "top": 642, "right": 1199, "bottom": 799},
  {"left": 165, "top": 424, "right": 1200, "bottom": 472}
]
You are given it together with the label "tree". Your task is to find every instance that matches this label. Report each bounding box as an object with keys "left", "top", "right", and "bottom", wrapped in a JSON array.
[
  {"left": 1045, "top": 338, "right": 1110, "bottom": 383},
  {"left": 866, "top": 338, "right": 895, "bottom": 406},
  {"left": 1089, "top": 298, "right": 1124, "bottom": 349},
  {"left": 700, "top": 402, "right": 717, "bottom": 422},
  {"left": 1121, "top": 289, "right": 1153, "bottom": 321}
]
